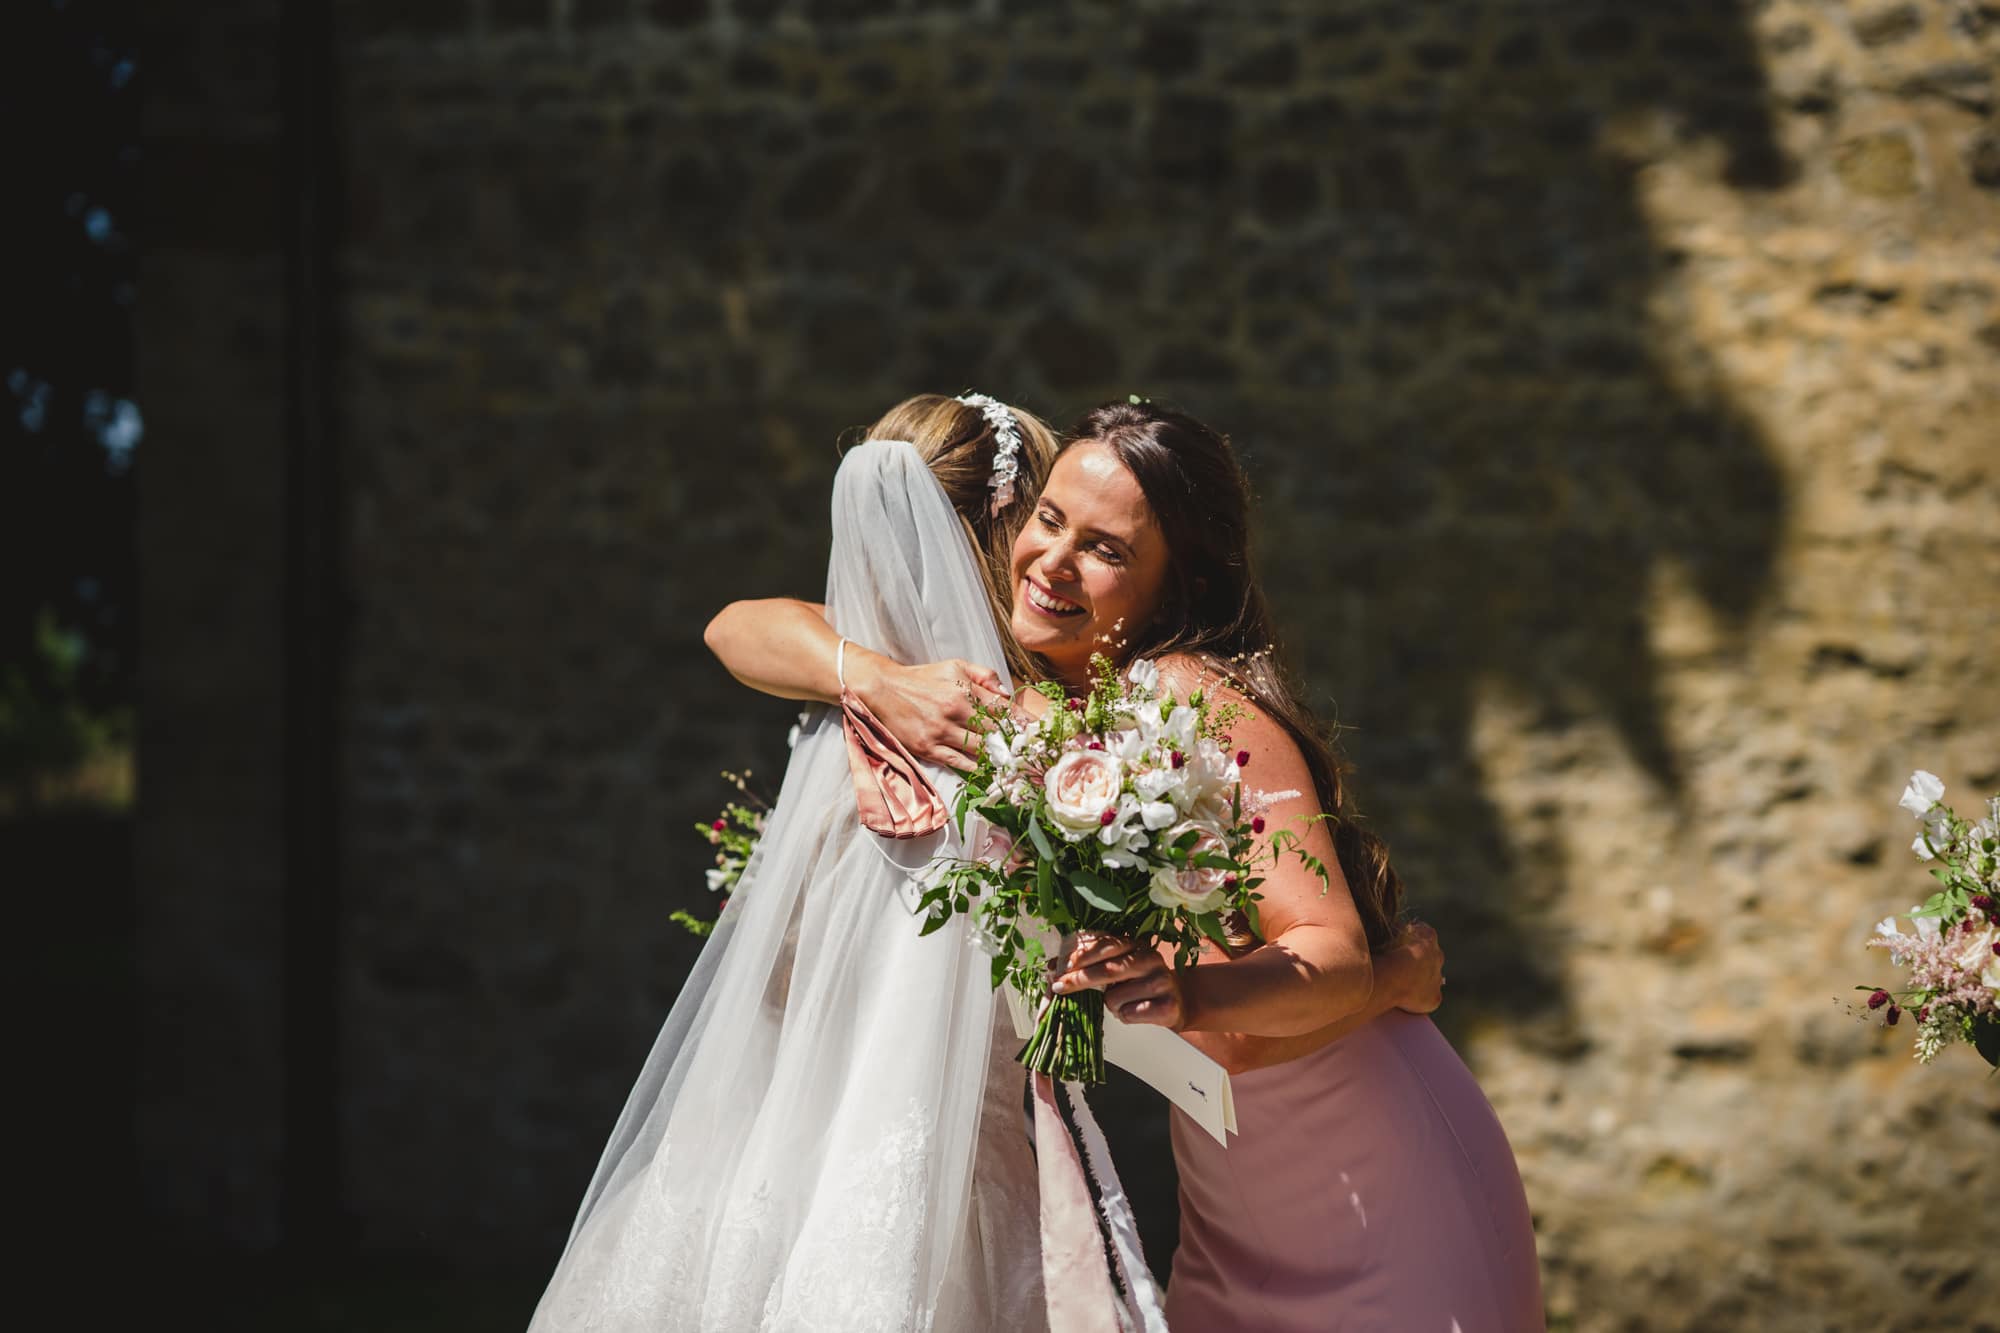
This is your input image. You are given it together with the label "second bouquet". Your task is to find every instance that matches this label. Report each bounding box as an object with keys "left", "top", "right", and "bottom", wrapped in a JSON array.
[{"left": 917, "top": 653, "right": 1329, "bottom": 1084}]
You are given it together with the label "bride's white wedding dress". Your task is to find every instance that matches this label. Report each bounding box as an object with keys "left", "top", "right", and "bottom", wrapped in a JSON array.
[{"left": 529, "top": 441, "right": 1046, "bottom": 1332}]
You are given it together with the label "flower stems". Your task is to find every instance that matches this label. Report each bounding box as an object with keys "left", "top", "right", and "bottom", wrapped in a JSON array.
[{"left": 1019, "top": 989, "right": 1108, "bottom": 1085}]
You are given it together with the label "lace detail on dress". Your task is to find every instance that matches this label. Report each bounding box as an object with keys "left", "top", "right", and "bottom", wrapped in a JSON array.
[
  {"left": 764, "top": 1098, "right": 936, "bottom": 1331},
  {"left": 532, "top": 1138, "right": 708, "bottom": 1332}
]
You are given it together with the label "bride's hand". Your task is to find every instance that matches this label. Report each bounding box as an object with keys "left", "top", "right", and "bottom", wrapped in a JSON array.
[
  {"left": 1051, "top": 933, "right": 1187, "bottom": 1029},
  {"left": 847, "top": 652, "right": 1010, "bottom": 773}
]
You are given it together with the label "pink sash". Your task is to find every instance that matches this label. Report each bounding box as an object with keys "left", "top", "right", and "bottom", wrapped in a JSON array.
[
  {"left": 839, "top": 687, "right": 949, "bottom": 839},
  {"left": 1034, "top": 1072, "right": 1172, "bottom": 1333}
]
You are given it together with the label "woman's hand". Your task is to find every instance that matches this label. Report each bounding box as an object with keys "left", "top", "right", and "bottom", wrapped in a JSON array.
[
  {"left": 847, "top": 652, "right": 1010, "bottom": 773},
  {"left": 1379, "top": 922, "right": 1445, "bottom": 1015},
  {"left": 1051, "top": 932, "right": 1187, "bottom": 1029}
]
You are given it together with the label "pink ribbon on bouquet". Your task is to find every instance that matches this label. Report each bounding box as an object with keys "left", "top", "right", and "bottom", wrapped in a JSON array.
[{"left": 1033, "top": 1073, "right": 1171, "bottom": 1333}]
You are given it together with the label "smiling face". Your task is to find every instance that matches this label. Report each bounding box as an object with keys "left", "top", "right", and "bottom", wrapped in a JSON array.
[{"left": 1008, "top": 440, "right": 1172, "bottom": 686}]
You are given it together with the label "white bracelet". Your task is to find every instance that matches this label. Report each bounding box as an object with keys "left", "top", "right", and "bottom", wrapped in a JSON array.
[{"left": 836, "top": 636, "right": 850, "bottom": 690}]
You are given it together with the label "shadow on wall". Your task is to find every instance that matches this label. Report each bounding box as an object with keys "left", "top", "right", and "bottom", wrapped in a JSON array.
[{"left": 1218, "top": 0, "right": 1795, "bottom": 1051}]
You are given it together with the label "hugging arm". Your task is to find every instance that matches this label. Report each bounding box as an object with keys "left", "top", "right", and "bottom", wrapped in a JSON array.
[
  {"left": 703, "top": 597, "right": 1009, "bottom": 772},
  {"left": 1179, "top": 924, "right": 1443, "bottom": 1075}
]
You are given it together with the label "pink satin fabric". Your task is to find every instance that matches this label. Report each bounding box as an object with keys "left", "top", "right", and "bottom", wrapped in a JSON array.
[
  {"left": 1033, "top": 1074, "right": 1123, "bottom": 1333},
  {"left": 1168, "top": 1011, "right": 1545, "bottom": 1332},
  {"left": 839, "top": 687, "right": 949, "bottom": 839}
]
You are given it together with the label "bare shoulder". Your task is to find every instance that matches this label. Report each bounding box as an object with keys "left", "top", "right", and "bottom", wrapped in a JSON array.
[
  {"left": 1150, "top": 653, "right": 1314, "bottom": 798},
  {"left": 1153, "top": 652, "right": 1251, "bottom": 710}
]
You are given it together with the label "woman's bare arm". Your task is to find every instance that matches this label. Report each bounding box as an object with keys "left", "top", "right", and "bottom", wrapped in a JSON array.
[
  {"left": 703, "top": 597, "right": 1010, "bottom": 771},
  {"left": 1179, "top": 924, "right": 1443, "bottom": 1075}
]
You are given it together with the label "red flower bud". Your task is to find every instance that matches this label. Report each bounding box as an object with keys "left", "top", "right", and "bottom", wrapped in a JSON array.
[
  {"left": 1252, "top": 815, "right": 1266, "bottom": 834},
  {"left": 1867, "top": 989, "right": 1889, "bottom": 1009},
  {"left": 1236, "top": 749, "right": 1250, "bottom": 767},
  {"left": 1170, "top": 750, "right": 1185, "bottom": 769},
  {"left": 1224, "top": 874, "right": 1239, "bottom": 889},
  {"left": 1992, "top": 941, "right": 2000, "bottom": 956},
  {"left": 1086, "top": 740, "right": 1104, "bottom": 751},
  {"left": 1915, "top": 1004, "right": 1930, "bottom": 1024},
  {"left": 1972, "top": 894, "right": 1996, "bottom": 913},
  {"left": 1100, "top": 808, "right": 1117, "bottom": 826},
  {"left": 1886, "top": 1004, "right": 1901, "bottom": 1026},
  {"left": 1067, "top": 696, "right": 1086, "bottom": 712}
]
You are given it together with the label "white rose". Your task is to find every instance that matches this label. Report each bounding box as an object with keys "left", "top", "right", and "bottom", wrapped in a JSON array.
[
  {"left": 1148, "top": 821, "right": 1232, "bottom": 914},
  {"left": 1899, "top": 770, "right": 1945, "bottom": 819},
  {"left": 1952, "top": 921, "right": 1998, "bottom": 977},
  {"left": 1180, "top": 738, "right": 1241, "bottom": 808},
  {"left": 1044, "top": 749, "right": 1126, "bottom": 838}
]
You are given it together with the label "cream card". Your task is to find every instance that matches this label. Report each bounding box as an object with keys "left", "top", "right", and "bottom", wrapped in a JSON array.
[{"left": 1003, "top": 983, "right": 1237, "bottom": 1146}]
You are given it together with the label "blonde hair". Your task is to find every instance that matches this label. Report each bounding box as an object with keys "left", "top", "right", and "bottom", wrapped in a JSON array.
[{"left": 854, "top": 394, "right": 1058, "bottom": 684}]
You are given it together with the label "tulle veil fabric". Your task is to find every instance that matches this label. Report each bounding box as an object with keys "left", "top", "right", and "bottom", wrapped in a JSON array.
[{"left": 529, "top": 440, "right": 1046, "bottom": 1332}]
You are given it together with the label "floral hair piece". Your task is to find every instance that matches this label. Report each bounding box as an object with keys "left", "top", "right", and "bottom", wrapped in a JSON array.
[{"left": 956, "top": 391, "right": 1022, "bottom": 516}]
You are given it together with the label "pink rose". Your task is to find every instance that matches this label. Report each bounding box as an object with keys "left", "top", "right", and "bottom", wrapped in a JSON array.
[
  {"left": 1149, "top": 821, "right": 1232, "bottom": 914},
  {"left": 1044, "top": 749, "right": 1126, "bottom": 837}
]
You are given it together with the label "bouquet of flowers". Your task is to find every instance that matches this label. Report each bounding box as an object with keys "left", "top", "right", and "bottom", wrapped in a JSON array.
[
  {"left": 674, "top": 769, "right": 767, "bottom": 938},
  {"left": 1859, "top": 770, "right": 2000, "bottom": 1068},
  {"left": 916, "top": 654, "right": 1328, "bottom": 1083}
]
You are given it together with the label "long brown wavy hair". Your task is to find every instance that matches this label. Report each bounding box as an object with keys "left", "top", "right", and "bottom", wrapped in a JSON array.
[
  {"left": 1066, "top": 400, "right": 1405, "bottom": 949},
  {"left": 853, "top": 394, "right": 1061, "bottom": 686}
]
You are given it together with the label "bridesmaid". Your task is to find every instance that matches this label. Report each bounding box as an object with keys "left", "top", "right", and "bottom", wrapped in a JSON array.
[{"left": 1032, "top": 401, "right": 1545, "bottom": 1332}]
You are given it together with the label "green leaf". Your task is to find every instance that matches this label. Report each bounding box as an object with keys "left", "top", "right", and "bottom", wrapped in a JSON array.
[
  {"left": 1194, "top": 911, "right": 1230, "bottom": 947},
  {"left": 1027, "top": 816, "right": 1056, "bottom": 863},
  {"left": 1070, "top": 867, "right": 1126, "bottom": 912},
  {"left": 919, "top": 911, "right": 950, "bottom": 937},
  {"left": 1037, "top": 854, "right": 1056, "bottom": 919}
]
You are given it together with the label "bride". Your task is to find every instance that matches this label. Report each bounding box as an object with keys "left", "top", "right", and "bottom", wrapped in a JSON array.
[{"left": 528, "top": 394, "right": 1063, "bottom": 1331}]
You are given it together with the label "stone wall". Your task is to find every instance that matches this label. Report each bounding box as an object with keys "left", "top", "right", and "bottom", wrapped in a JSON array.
[{"left": 146, "top": 0, "right": 2000, "bottom": 1326}]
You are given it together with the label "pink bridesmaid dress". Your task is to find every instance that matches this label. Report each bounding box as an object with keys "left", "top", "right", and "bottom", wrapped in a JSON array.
[{"left": 1167, "top": 1010, "right": 1545, "bottom": 1332}]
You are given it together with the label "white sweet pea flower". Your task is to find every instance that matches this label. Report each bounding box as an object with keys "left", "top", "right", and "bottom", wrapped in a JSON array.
[
  {"left": 1139, "top": 799, "right": 1178, "bottom": 830},
  {"left": 985, "top": 726, "right": 1036, "bottom": 775},
  {"left": 1108, "top": 726, "right": 1151, "bottom": 765},
  {"left": 1899, "top": 770, "right": 1945, "bottom": 818},
  {"left": 1126, "top": 657, "right": 1160, "bottom": 695},
  {"left": 705, "top": 866, "right": 731, "bottom": 891},
  {"left": 1912, "top": 835, "right": 1937, "bottom": 861},
  {"left": 1875, "top": 915, "right": 1909, "bottom": 964},
  {"left": 1911, "top": 910, "right": 1941, "bottom": 942},
  {"left": 1097, "top": 795, "right": 1153, "bottom": 868},
  {"left": 1133, "top": 764, "right": 1187, "bottom": 804},
  {"left": 1097, "top": 792, "right": 1145, "bottom": 845}
]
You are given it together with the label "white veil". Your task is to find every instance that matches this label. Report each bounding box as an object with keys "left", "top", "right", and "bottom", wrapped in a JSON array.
[{"left": 530, "top": 440, "right": 1044, "bottom": 1332}]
